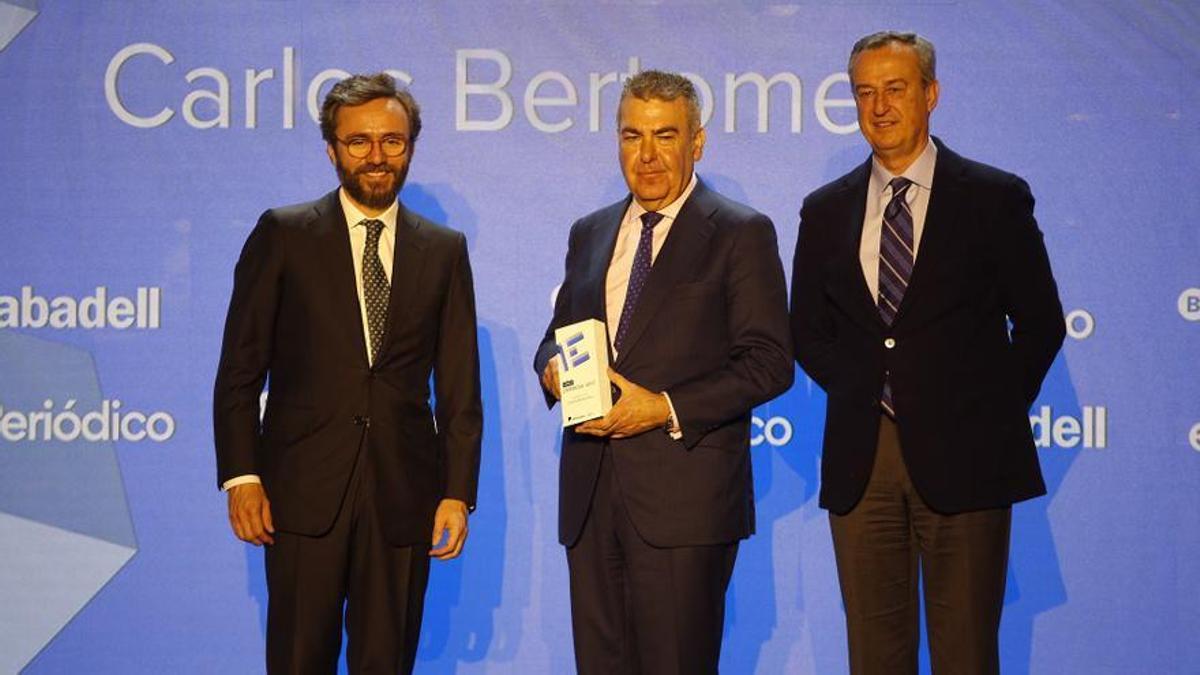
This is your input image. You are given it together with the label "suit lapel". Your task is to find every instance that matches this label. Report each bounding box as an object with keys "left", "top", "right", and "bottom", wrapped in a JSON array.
[
  {"left": 559, "top": 198, "right": 626, "bottom": 356},
  {"left": 613, "top": 181, "right": 717, "bottom": 366},
  {"left": 829, "top": 161, "right": 887, "bottom": 333},
  {"left": 376, "top": 203, "right": 429, "bottom": 362},
  {"left": 894, "top": 138, "right": 965, "bottom": 325},
  {"left": 312, "top": 191, "right": 370, "bottom": 366}
]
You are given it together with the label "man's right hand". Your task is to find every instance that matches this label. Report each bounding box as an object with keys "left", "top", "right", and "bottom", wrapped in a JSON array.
[
  {"left": 228, "top": 482, "right": 275, "bottom": 546},
  {"left": 541, "top": 356, "right": 561, "bottom": 400}
]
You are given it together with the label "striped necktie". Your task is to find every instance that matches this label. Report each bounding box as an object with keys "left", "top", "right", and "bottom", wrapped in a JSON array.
[{"left": 878, "top": 177, "right": 913, "bottom": 417}]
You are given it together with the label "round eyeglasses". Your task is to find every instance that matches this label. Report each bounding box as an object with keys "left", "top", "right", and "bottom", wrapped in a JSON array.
[{"left": 335, "top": 135, "right": 408, "bottom": 159}]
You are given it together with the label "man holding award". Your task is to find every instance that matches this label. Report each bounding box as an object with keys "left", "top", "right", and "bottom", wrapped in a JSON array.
[{"left": 533, "top": 70, "right": 793, "bottom": 674}]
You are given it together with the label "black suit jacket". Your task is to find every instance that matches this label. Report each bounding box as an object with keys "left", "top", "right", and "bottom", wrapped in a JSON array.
[
  {"left": 790, "top": 139, "right": 1064, "bottom": 515},
  {"left": 535, "top": 180, "right": 794, "bottom": 547},
  {"left": 214, "top": 190, "right": 482, "bottom": 546}
]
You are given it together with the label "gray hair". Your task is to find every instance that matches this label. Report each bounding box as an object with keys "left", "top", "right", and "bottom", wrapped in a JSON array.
[
  {"left": 319, "top": 72, "right": 422, "bottom": 147},
  {"left": 848, "top": 31, "right": 937, "bottom": 86},
  {"left": 618, "top": 70, "right": 702, "bottom": 132}
]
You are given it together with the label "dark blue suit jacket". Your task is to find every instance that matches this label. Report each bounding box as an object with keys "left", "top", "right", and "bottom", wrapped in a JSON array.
[{"left": 535, "top": 179, "right": 794, "bottom": 547}]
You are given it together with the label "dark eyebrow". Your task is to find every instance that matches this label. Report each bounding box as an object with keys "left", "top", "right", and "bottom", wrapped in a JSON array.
[{"left": 621, "top": 125, "right": 682, "bottom": 135}]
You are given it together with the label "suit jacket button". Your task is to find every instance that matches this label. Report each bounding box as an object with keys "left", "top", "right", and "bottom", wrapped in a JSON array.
[{"left": 884, "top": 337, "right": 896, "bottom": 349}]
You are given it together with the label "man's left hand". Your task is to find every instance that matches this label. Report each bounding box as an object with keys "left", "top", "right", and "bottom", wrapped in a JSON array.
[
  {"left": 430, "top": 498, "right": 470, "bottom": 560},
  {"left": 576, "top": 369, "right": 670, "bottom": 439}
]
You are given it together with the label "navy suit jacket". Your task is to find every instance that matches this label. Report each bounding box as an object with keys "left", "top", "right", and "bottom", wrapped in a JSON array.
[
  {"left": 213, "top": 190, "right": 482, "bottom": 546},
  {"left": 535, "top": 179, "right": 794, "bottom": 547},
  {"left": 790, "top": 139, "right": 1064, "bottom": 515}
]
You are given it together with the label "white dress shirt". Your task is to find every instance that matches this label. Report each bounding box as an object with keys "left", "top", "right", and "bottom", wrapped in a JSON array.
[
  {"left": 859, "top": 140, "right": 937, "bottom": 299},
  {"left": 222, "top": 189, "right": 399, "bottom": 491}
]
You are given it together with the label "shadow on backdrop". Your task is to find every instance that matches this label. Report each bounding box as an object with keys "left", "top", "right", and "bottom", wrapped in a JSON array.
[
  {"left": 405, "top": 182, "right": 533, "bottom": 671},
  {"left": 992, "top": 352, "right": 1074, "bottom": 675},
  {"left": 693, "top": 174, "right": 826, "bottom": 673}
]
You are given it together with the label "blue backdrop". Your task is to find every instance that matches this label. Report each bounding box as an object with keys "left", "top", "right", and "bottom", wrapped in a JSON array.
[{"left": 2, "top": 1, "right": 1198, "bottom": 673}]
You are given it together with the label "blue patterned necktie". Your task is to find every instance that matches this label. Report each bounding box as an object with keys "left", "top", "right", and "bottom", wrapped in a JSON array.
[
  {"left": 614, "top": 211, "right": 664, "bottom": 353},
  {"left": 878, "top": 177, "right": 913, "bottom": 416},
  {"left": 361, "top": 219, "right": 390, "bottom": 364}
]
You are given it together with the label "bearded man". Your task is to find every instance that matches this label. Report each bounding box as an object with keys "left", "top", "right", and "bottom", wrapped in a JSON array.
[{"left": 213, "top": 73, "right": 482, "bottom": 674}]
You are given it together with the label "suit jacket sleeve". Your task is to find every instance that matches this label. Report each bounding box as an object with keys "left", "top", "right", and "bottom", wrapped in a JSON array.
[
  {"left": 212, "top": 210, "right": 284, "bottom": 488},
  {"left": 995, "top": 175, "right": 1065, "bottom": 406},
  {"left": 533, "top": 218, "right": 582, "bottom": 409},
  {"left": 789, "top": 196, "right": 840, "bottom": 392},
  {"left": 434, "top": 232, "right": 484, "bottom": 508},
  {"left": 667, "top": 214, "right": 794, "bottom": 447}
]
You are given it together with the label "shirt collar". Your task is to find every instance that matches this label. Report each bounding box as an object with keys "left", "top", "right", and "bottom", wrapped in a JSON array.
[
  {"left": 338, "top": 188, "right": 400, "bottom": 232},
  {"left": 871, "top": 138, "right": 937, "bottom": 193},
  {"left": 627, "top": 172, "right": 699, "bottom": 223}
]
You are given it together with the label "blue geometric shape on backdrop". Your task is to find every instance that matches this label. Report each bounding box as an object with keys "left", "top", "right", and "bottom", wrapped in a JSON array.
[
  {"left": 0, "top": 331, "right": 137, "bottom": 673},
  {"left": 0, "top": 0, "right": 38, "bottom": 52}
]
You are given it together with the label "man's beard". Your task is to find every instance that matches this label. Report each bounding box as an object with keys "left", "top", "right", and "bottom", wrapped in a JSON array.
[{"left": 336, "top": 159, "right": 408, "bottom": 211}]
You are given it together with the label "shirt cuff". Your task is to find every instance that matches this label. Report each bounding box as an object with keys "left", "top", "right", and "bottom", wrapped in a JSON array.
[
  {"left": 222, "top": 474, "right": 261, "bottom": 491},
  {"left": 662, "top": 392, "right": 683, "bottom": 441}
]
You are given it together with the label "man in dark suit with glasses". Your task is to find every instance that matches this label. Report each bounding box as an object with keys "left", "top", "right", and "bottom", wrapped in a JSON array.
[{"left": 214, "top": 73, "right": 482, "bottom": 674}]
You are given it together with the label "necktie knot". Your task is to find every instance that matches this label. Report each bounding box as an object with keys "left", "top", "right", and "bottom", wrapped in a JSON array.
[
  {"left": 361, "top": 218, "right": 384, "bottom": 242},
  {"left": 640, "top": 211, "right": 664, "bottom": 231},
  {"left": 888, "top": 177, "right": 912, "bottom": 200}
]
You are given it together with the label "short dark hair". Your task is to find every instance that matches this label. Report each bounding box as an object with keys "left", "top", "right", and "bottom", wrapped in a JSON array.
[
  {"left": 319, "top": 73, "right": 422, "bottom": 147},
  {"left": 618, "top": 70, "right": 702, "bottom": 132},
  {"left": 849, "top": 31, "right": 937, "bottom": 86}
]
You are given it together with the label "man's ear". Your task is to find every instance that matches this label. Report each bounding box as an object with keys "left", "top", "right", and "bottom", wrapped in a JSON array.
[{"left": 925, "top": 79, "right": 940, "bottom": 114}]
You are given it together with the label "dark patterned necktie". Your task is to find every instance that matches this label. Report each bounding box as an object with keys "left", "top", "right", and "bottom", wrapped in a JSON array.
[
  {"left": 878, "top": 177, "right": 913, "bottom": 417},
  {"left": 361, "top": 219, "right": 390, "bottom": 364},
  {"left": 614, "top": 211, "right": 664, "bottom": 353}
]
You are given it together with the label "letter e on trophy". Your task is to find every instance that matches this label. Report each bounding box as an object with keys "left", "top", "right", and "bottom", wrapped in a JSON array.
[{"left": 554, "top": 319, "right": 612, "bottom": 427}]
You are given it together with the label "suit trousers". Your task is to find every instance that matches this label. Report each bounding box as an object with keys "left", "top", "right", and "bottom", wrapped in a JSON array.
[
  {"left": 829, "top": 416, "right": 1011, "bottom": 675},
  {"left": 264, "top": 435, "right": 431, "bottom": 674},
  {"left": 566, "top": 446, "right": 738, "bottom": 675}
]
